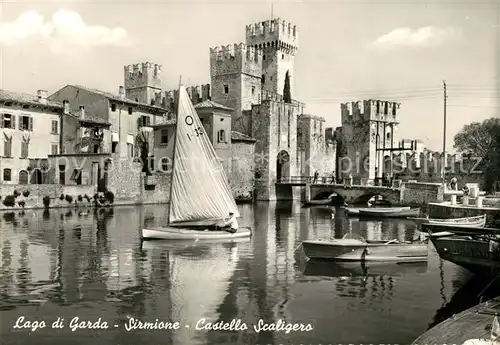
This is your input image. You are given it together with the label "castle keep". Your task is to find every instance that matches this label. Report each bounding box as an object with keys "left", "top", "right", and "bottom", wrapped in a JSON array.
[{"left": 120, "top": 18, "right": 335, "bottom": 200}]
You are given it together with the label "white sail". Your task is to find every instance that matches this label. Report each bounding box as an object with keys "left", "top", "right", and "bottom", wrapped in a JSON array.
[{"left": 169, "top": 85, "right": 240, "bottom": 224}]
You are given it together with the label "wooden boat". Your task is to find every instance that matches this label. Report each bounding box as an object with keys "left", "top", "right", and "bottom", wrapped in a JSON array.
[
  {"left": 358, "top": 207, "right": 420, "bottom": 218},
  {"left": 345, "top": 206, "right": 410, "bottom": 216},
  {"left": 302, "top": 198, "right": 333, "bottom": 206},
  {"left": 410, "top": 214, "right": 487, "bottom": 228},
  {"left": 301, "top": 234, "right": 428, "bottom": 262},
  {"left": 141, "top": 85, "right": 251, "bottom": 241},
  {"left": 142, "top": 227, "right": 252, "bottom": 241},
  {"left": 141, "top": 236, "right": 251, "bottom": 250},
  {"left": 412, "top": 297, "right": 500, "bottom": 345},
  {"left": 424, "top": 224, "right": 500, "bottom": 278}
]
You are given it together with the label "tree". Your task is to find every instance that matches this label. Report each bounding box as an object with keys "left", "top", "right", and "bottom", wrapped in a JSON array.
[
  {"left": 453, "top": 117, "right": 500, "bottom": 192},
  {"left": 283, "top": 70, "right": 291, "bottom": 103},
  {"left": 454, "top": 117, "right": 500, "bottom": 157}
]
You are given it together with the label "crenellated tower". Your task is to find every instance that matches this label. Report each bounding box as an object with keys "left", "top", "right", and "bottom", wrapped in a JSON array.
[
  {"left": 338, "top": 100, "right": 400, "bottom": 182},
  {"left": 245, "top": 18, "right": 299, "bottom": 97},
  {"left": 124, "top": 62, "right": 163, "bottom": 105},
  {"left": 210, "top": 43, "right": 263, "bottom": 135}
]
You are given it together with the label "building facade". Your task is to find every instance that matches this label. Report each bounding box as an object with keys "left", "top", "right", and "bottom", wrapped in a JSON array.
[{"left": 0, "top": 89, "right": 65, "bottom": 185}]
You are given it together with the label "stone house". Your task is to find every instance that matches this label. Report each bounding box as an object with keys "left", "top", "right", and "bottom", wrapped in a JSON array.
[{"left": 0, "top": 89, "right": 65, "bottom": 185}]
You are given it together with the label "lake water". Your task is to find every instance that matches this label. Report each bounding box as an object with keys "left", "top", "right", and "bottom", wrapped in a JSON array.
[{"left": 0, "top": 202, "right": 498, "bottom": 345}]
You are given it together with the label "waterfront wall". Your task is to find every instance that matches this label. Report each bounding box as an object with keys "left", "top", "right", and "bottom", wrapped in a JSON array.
[
  {"left": 401, "top": 182, "right": 444, "bottom": 205},
  {"left": 106, "top": 155, "right": 143, "bottom": 204},
  {"left": 143, "top": 172, "right": 171, "bottom": 204},
  {"left": 0, "top": 184, "right": 97, "bottom": 210},
  {"left": 230, "top": 141, "right": 255, "bottom": 201},
  {"left": 428, "top": 202, "right": 500, "bottom": 225}
]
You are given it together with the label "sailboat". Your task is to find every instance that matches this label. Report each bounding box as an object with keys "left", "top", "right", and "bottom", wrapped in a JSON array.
[{"left": 142, "top": 85, "right": 252, "bottom": 240}]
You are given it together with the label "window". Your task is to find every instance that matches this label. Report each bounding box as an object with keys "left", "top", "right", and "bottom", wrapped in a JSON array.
[
  {"left": 20, "top": 115, "right": 33, "bottom": 131},
  {"left": 111, "top": 104, "right": 116, "bottom": 112},
  {"left": 387, "top": 133, "right": 391, "bottom": 140},
  {"left": 3, "top": 168, "right": 11, "bottom": 182},
  {"left": 160, "top": 129, "right": 169, "bottom": 144},
  {"left": 21, "top": 141, "right": 29, "bottom": 158},
  {"left": 51, "top": 120, "right": 58, "bottom": 134},
  {"left": 128, "top": 107, "right": 133, "bottom": 115},
  {"left": 51, "top": 144, "right": 58, "bottom": 155},
  {"left": 58, "top": 165, "right": 66, "bottom": 184},
  {"left": 1, "top": 114, "right": 14, "bottom": 128},
  {"left": 18, "top": 170, "right": 28, "bottom": 184},
  {"left": 223, "top": 85, "right": 229, "bottom": 94},
  {"left": 70, "top": 169, "right": 82, "bottom": 185},
  {"left": 127, "top": 143, "right": 134, "bottom": 158},
  {"left": 263, "top": 55, "right": 266, "bottom": 60},
  {"left": 112, "top": 142, "right": 118, "bottom": 153},
  {"left": 261, "top": 75, "right": 265, "bottom": 84},
  {"left": 141, "top": 115, "right": 151, "bottom": 127},
  {"left": 282, "top": 54, "right": 284, "bottom": 59},
  {"left": 217, "top": 129, "right": 226, "bottom": 143},
  {"left": 160, "top": 158, "right": 169, "bottom": 172},
  {"left": 251, "top": 86, "right": 255, "bottom": 95},
  {"left": 4, "top": 136, "right": 12, "bottom": 157}
]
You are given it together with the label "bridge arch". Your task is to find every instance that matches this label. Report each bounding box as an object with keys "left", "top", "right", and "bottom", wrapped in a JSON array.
[
  {"left": 310, "top": 185, "right": 401, "bottom": 205},
  {"left": 276, "top": 150, "right": 290, "bottom": 182}
]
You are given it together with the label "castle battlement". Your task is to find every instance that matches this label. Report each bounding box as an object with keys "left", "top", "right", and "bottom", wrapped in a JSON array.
[
  {"left": 210, "top": 42, "right": 262, "bottom": 78},
  {"left": 124, "top": 62, "right": 162, "bottom": 90},
  {"left": 209, "top": 43, "right": 262, "bottom": 62},
  {"left": 245, "top": 18, "right": 299, "bottom": 52},
  {"left": 154, "top": 84, "right": 211, "bottom": 109},
  {"left": 261, "top": 90, "right": 305, "bottom": 110},
  {"left": 341, "top": 99, "right": 400, "bottom": 124}
]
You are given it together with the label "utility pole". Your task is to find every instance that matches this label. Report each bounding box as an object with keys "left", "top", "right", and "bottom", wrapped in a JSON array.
[{"left": 442, "top": 80, "right": 447, "bottom": 186}]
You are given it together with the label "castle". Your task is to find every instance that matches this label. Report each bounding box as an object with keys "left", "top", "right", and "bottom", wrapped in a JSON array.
[{"left": 122, "top": 18, "right": 336, "bottom": 200}]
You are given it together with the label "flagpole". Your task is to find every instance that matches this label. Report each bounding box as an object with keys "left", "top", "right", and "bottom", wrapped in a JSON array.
[{"left": 167, "top": 75, "right": 182, "bottom": 225}]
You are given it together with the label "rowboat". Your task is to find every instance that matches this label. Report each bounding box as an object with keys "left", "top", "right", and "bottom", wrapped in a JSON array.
[
  {"left": 410, "top": 214, "right": 487, "bottom": 228},
  {"left": 345, "top": 206, "right": 410, "bottom": 216},
  {"left": 358, "top": 207, "right": 420, "bottom": 218},
  {"left": 141, "top": 84, "right": 251, "bottom": 241},
  {"left": 412, "top": 297, "right": 500, "bottom": 345},
  {"left": 301, "top": 234, "right": 428, "bottom": 262},
  {"left": 302, "top": 198, "right": 333, "bottom": 206}
]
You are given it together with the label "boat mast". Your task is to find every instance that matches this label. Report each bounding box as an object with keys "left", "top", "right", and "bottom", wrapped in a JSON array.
[{"left": 167, "top": 75, "right": 183, "bottom": 226}]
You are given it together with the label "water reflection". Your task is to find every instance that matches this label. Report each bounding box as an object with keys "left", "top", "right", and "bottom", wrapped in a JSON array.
[{"left": 0, "top": 202, "right": 473, "bottom": 345}]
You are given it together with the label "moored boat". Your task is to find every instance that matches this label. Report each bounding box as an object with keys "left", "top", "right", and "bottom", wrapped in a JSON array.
[
  {"left": 358, "top": 207, "right": 420, "bottom": 218},
  {"left": 302, "top": 198, "right": 333, "bottom": 206},
  {"left": 301, "top": 235, "right": 428, "bottom": 262},
  {"left": 425, "top": 224, "right": 500, "bottom": 277},
  {"left": 141, "top": 84, "right": 251, "bottom": 241},
  {"left": 142, "top": 227, "right": 252, "bottom": 241},
  {"left": 411, "top": 297, "right": 500, "bottom": 345},
  {"left": 345, "top": 206, "right": 410, "bottom": 216},
  {"left": 410, "top": 214, "right": 487, "bottom": 228}
]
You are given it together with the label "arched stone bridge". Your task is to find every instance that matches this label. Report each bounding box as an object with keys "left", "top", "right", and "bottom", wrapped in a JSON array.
[{"left": 309, "top": 184, "right": 402, "bottom": 205}]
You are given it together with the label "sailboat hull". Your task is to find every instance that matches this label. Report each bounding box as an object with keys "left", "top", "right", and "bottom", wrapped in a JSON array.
[{"left": 142, "top": 227, "right": 251, "bottom": 240}]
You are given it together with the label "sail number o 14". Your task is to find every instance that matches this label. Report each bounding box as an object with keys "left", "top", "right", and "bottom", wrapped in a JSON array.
[{"left": 184, "top": 115, "right": 203, "bottom": 141}]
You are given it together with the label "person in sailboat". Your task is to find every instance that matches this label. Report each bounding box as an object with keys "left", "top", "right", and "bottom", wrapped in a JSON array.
[{"left": 220, "top": 212, "right": 239, "bottom": 233}]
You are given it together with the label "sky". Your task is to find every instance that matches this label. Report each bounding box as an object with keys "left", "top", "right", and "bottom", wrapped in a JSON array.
[{"left": 0, "top": 0, "right": 498, "bottom": 152}]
